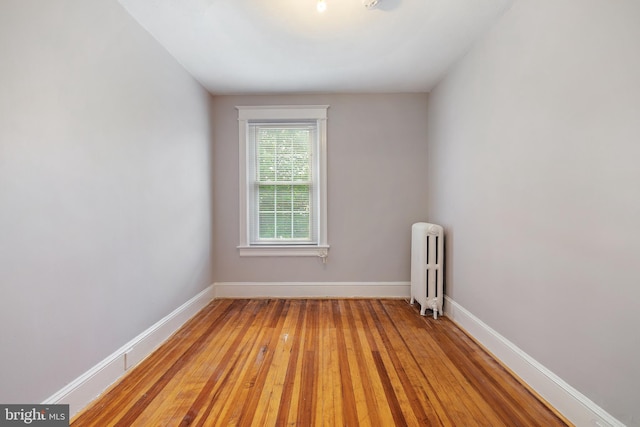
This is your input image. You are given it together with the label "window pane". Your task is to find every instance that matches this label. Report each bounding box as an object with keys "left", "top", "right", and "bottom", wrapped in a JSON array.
[
  {"left": 291, "top": 131, "right": 311, "bottom": 182},
  {"left": 293, "top": 213, "right": 310, "bottom": 238},
  {"left": 292, "top": 185, "right": 310, "bottom": 212},
  {"left": 275, "top": 212, "right": 292, "bottom": 239},
  {"left": 276, "top": 134, "right": 293, "bottom": 181},
  {"left": 257, "top": 127, "right": 311, "bottom": 183},
  {"left": 275, "top": 185, "right": 293, "bottom": 211},
  {"left": 257, "top": 135, "right": 276, "bottom": 181},
  {"left": 259, "top": 212, "right": 275, "bottom": 239},
  {"left": 259, "top": 185, "right": 275, "bottom": 211}
]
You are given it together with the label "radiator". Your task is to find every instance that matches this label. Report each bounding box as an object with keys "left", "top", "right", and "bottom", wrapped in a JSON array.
[{"left": 410, "top": 222, "right": 444, "bottom": 319}]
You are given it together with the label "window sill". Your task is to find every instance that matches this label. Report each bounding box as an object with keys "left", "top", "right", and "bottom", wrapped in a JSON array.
[{"left": 238, "top": 245, "right": 329, "bottom": 258}]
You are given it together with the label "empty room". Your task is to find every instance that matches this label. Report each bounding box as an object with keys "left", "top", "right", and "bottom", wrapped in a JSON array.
[{"left": 1, "top": 0, "right": 638, "bottom": 426}]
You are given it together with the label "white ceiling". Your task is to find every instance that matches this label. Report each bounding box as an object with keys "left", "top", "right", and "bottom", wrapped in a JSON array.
[{"left": 119, "top": 0, "right": 512, "bottom": 94}]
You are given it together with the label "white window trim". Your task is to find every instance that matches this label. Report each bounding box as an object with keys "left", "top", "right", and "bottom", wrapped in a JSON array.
[{"left": 237, "top": 105, "right": 329, "bottom": 258}]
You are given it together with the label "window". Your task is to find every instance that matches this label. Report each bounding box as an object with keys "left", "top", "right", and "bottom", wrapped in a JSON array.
[{"left": 237, "top": 105, "right": 329, "bottom": 258}]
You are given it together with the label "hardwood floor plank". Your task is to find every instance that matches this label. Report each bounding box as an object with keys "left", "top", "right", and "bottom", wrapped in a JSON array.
[
  {"left": 275, "top": 300, "right": 307, "bottom": 426},
  {"left": 331, "top": 300, "right": 360, "bottom": 426},
  {"left": 382, "top": 300, "right": 509, "bottom": 426},
  {"left": 251, "top": 300, "right": 298, "bottom": 427},
  {"left": 298, "top": 300, "right": 319, "bottom": 426},
  {"left": 144, "top": 299, "right": 258, "bottom": 426},
  {"left": 137, "top": 300, "right": 257, "bottom": 426},
  {"left": 320, "top": 299, "right": 341, "bottom": 426},
  {"left": 346, "top": 299, "right": 397, "bottom": 426},
  {"left": 213, "top": 300, "right": 277, "bottom": 424},
  {"left": 207, "top": 300, "right": 279, "bottom": 425},
  {"left": 367, "top": 300, "right": 439, "bottom": 426},
  {"left": 382, "top": 301, "right": 478, "bottom": 426},
  {"left": 235, "top": 299, "right": 287, "bottom": 426},
  {"left": 72, "top": 299, "right": 569, "bottom": 427}
]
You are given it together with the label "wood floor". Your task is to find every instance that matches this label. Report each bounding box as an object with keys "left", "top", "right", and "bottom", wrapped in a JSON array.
[{"left": 72, "top": 299, "right": 569, "bottom": 426}]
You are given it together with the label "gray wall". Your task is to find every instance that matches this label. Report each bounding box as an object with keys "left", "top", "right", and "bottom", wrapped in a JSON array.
[
  {"left": 212, "top": 94, "right": 429, "bottom": 282},
  {"left": 0, "top": 0, "right": 213, "bottom": 403},
  {"left": 426, "top": 0, "right": 640, "bottom": 424}
]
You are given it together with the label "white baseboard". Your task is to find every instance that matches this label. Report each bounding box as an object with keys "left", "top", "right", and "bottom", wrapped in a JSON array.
[
  {"left": 42, "top": 284, "right": 216, "bottom": 418},
  {"left": 213, "top": 281, "right": 411, "bottom": 299},
  {"left": 444, "top": 296, "right": 624, "bottom": 427}
]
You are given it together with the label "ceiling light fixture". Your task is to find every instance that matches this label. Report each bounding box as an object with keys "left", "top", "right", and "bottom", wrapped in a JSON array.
[{"left": 316, "top": 0, "right": 379, "bottom": 13}]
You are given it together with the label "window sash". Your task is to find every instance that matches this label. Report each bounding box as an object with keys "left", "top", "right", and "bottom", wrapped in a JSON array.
[{"left": 254, "top": 183, "right": 313, "bottom": 243}]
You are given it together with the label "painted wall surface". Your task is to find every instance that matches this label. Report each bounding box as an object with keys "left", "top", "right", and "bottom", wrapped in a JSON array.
[
  {"left": 0, "top": 0, "right": 213, "bottom": 403},
  {"left": 212, "top": 94, "right": 429, "bottom": 282},
  {"left": 426, "top": 0, "right": 640, "bottom": 424}
]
